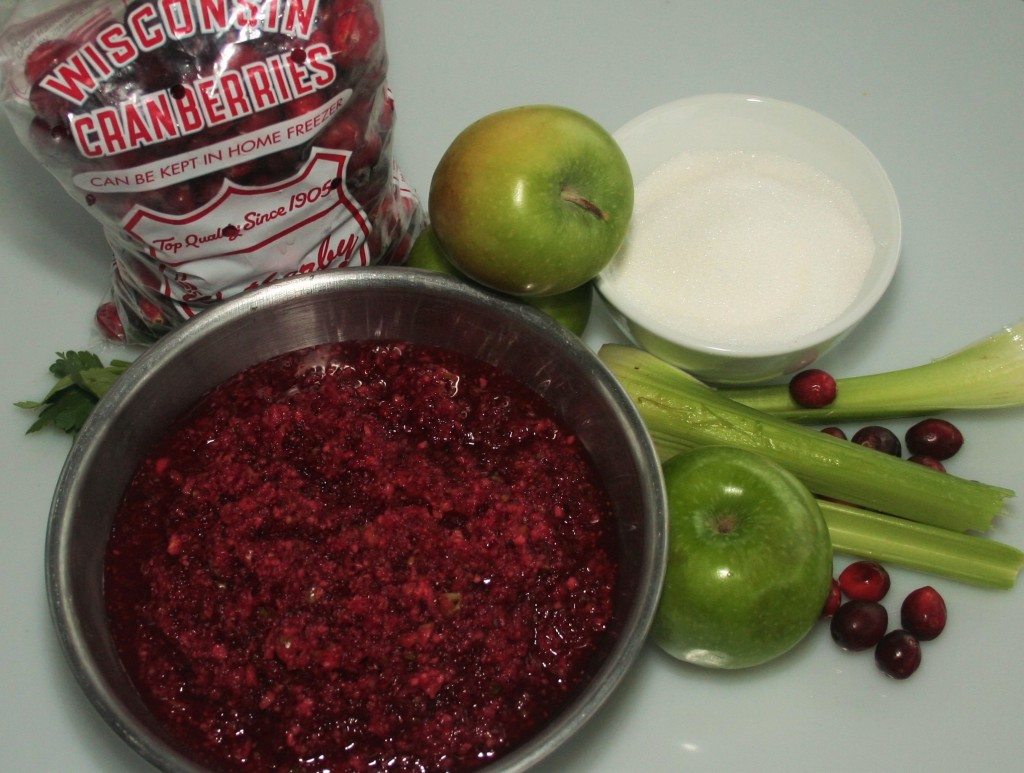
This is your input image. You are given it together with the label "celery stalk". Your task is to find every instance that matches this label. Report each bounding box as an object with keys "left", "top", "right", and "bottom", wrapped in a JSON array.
[
  {"left": 599, "top": 344, "right": 1014, "bottom": 533},
  {"left": 722, "top": 321, "right": 1024, "bottom": 422},
  {"left": 820, "top": 499, "right": 1023, "bottom": 588}
]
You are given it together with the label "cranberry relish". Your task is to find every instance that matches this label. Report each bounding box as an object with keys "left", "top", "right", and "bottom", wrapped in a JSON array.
[{"left": 105, "top": 341, "right": 618, "bottom": 771}]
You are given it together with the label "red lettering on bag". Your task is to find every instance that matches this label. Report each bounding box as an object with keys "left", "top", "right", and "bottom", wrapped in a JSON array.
[
  {"left": 127, "top": 4, "right": 166, "bottom": 51},
  {"left": 39, "top": 52, "right": 96, "bottom": 104}
]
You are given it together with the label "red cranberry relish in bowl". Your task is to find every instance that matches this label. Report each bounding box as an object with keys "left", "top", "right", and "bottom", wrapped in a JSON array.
[{"left": 46, "top": 268, "right": 667, "bottom": 772}]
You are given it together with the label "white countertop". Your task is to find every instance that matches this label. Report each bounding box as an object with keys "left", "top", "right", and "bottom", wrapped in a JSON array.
[{"left": 2, "top": 1, "right": 1022, "bottom": 770}]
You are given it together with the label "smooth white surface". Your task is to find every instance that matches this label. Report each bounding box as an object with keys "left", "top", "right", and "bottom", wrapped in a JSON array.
[{"left": 1, "top": 1, "right": 1022, "bottom": 771}]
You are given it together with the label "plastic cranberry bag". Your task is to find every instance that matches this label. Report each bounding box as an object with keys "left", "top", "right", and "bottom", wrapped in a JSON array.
[{"left": 0, "top": 0, "right": 423, "bottom": 343}]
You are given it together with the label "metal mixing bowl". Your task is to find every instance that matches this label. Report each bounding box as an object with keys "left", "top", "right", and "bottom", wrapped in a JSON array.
[{"left": 46, "top": 268, "right": 667, "bottom": 772}]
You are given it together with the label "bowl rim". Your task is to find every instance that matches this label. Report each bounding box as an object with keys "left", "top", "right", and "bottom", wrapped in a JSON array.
[
  {"left": 45, "top": 267, "right": 668, "bottom": 772},
  {"left": 596, "top": 92, "right": 902, "bottom": 360}
]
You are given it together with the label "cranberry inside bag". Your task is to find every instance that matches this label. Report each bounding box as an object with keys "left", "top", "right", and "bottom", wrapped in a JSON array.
[{"left": 0, "top": 0, "right": 423, "bottom": 343}]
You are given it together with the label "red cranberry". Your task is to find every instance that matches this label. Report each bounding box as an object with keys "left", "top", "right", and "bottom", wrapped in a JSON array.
[
  {"left": 29, "top": 82, "right": 73, "bottom": 126},
  {"left": 901, "top": 586, "right": 947, "bottom": 641},
  {"left": 135, "top": 49, "right": 199, "bottom": 91},
  {"left": 124, "top": 255, "right": 163, "bottom": 291},
  {"left": 821, "top": 578, "right": 842, "bottom": 617},
  {"left": 320, "top": 115, "right": 362, "bottom": 151},
  {"left": 820, "top": 426, "right": 847, "bottom": 440},
  {"left": 138, "top": 297, "right": 166, "bottom": 325},
  {"left": 788, "top": 369, "right": 837, "bottom": 408},
  {"left": 285, "top": 92, "right": 325, "bottom": 120},
  {"left": 831, "top": 600, "right": 888, "bottom": 650},
  {"left": 218, "top": 41, "right": 264, "bottom": 72},
  {"left": 852, "top": 425, "right": 902, "bottom": 456},
  {"left": 95, "top": 302, "right": 126, "bottom": 342},
  {"left": 905, "top": 418, "right": 964, "bottom": 460},
  {"left": 378, "top": 90, "right": 395, "bottom": 136},
  {"left": 330, "top": 2, "right": 381, "bottom": 69},
  {"left": 96, "top": 193, "right": 132, "bottom": 221},
  {"left": 28, "top": 117, "right": 74, "bottom": 160},
  {"left": 351, "top": 131, "right": 384, "bottom": 176},
  {"left": 875, "top": 630, "right": 922, "bottom": 679},
  {"left": 239, "top": 107, "right": 284, "bottom": 135},
  {"left": 909, "top": 455, "right": 946, "bottom": 472},
  {"left": 838, "top": 560, "right": 891, "bottom": 602},
  {"left": 24, "top": 38, "right": 77, "bottom": 84},
  {"left": 152, "top": 183, "right": 196, "bottom": 215}
]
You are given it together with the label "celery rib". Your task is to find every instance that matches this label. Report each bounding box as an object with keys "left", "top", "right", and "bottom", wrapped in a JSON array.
[
  {"left": 722, "top": 321, "right": 1024, "bottom": 422},
  {"left": 600, "top": 344, "right": 1014, "bottom": 533},
  {"left": 820, "top": 500, "right": 1023, "bottom": 589}
]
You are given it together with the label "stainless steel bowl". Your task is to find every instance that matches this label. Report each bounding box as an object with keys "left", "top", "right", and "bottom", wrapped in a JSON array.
[{"left": 46, "top": 267, "right": 667, "bottom": 772}]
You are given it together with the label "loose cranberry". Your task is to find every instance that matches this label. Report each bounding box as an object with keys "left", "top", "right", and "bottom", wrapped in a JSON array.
[
  {"left": 875, "top": 630, "right": 922, "bottom": 679},
  {"left": 821, "top": 578, "right": 842, "bottom": 617},
  {"left": 788, "top": 369, "right": 837, "bottom": 408},
  {"left": 909, "top": 455, "right": 946, "bottom": 472},
  {"left": 905, "top": 418, "right": 964, "bottom": 460},
  {"left": 852, "top": 425, "right": 902, "bottom": 456},
  {"left": 820, "top": 426, "right": 847, "bottom": 440},
  {"left": 831, "top": 600, "right": 888, "bottom": 650},
  {"left": 838, "top": 560, "right": 891, "bottom": 602},
  {"left": 901, "top": 586, "right": 947, "bottom": 641}
]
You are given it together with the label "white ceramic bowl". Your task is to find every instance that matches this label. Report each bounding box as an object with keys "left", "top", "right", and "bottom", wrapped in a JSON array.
[{"left": 596, "top": 93, "right": 901, "bottom": 385}]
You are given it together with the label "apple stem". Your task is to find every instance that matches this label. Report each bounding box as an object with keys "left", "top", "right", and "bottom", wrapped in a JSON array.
[
  {"left": 561, "top": 187, "right": 609, "bottom": 221},
  {"left": 713, "top": 513, "right": 738, "bottom": 534}
]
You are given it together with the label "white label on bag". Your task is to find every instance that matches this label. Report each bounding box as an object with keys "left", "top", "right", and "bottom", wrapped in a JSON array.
[
  {"left": 72, "top": 89, "right": 352, "bottom": 193},
  {"left": 122, "top": 148, "right": 370, "bottom": 311}
]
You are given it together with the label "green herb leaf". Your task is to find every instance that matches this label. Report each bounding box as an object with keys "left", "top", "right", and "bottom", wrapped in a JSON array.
[
  {"left": 41, "top": 375, "right": 76, "bottom": 403},
  {"left": 45, "top": 389, "right": 97, "bottom": 434},
  {"left": 17, "top": 350, "right": 134, "bottom": 436},
  {"left": 72, "top": 366, "right": 122, "bottom": 399},
  {"left": 50, "top": 351, "right": 102, "bottom": 379}
]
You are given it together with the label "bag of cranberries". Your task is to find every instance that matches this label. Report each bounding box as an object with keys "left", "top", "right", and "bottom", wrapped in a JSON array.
[{"left": 0, "top": 0, "right": 422, "bottom": 343}]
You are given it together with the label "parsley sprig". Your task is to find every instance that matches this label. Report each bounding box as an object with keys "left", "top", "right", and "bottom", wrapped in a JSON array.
[{"left": 16, "top": 351, "right": 132, "bottom": 435}]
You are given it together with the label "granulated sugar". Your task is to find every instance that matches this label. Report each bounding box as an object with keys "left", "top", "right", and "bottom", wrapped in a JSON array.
[{"left": 602, "top": 150, "right": 875, "bottom": 349}]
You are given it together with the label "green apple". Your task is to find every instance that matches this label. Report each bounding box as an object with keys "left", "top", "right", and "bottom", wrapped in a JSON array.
[
  {"left": 428, "top": 105, "right": 633, "bottom": 297},
  {"left": 405, "top": 226, "right": 593, "bottom": 336},
  {"left": 654, "top": 446, "right": 833, "bottom": 669}
]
